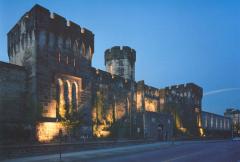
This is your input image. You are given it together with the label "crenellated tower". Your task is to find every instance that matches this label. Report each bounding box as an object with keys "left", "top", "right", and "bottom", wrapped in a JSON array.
[
  {"left": 104, "top": 46, "right": 136, "bottom": 80},
  {"left": 7, "top": 4, "right": 94, "bottom": 120}
]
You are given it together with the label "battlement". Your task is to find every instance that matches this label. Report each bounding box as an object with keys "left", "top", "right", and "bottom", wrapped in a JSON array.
[
  {"left": 92, "top": 67, "right": 133, "bottom": 89},
  {"left": 104, "top": 46, "right": 136, "bottom": 66},
  {"left": 28, "top": 4, "right": 93, "bottom": 36},
  {"left": 165, "top": 82, "right": 203, "bottom": 97},
  {"left": 0, "top": 61, "right": 26, "bottom": 71},
  {"left": 7, "top": 4, "right": 95, "bottom": 67},
  {"left": 8, "top": 4, "right": 94, "bottom": 49}
]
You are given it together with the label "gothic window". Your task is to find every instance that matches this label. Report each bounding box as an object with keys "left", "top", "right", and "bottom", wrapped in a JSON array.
[
  {"left": 56, "top": 79, "right": 64, "bottom": 118},
  {"left": 39, "top": 31, "right": 46, "bottom": 48},
  {"left": 73, "top": 40, "right": 79, "bottom": 56},
  {"left": 85, "top": 46, "right": 92, "bottom": 60},
  {"left": 57, "top": 36, "right": 63, "bottom": 50},
  {"left": 56, "top": 81, "right": 60, "bottom": 117},
  {"left": 80, "top": 43, "right": 85, "bottom": 56},
  {"left": 64, "top": 82, "right": 70, "bottom": 118},
  {"left": 65, "top": 38, "right": 71, "bottom": 49},
  {"left": 72, "top": 83, "right": 77, "bottom": 112},
  {"left": 48, "top": 33, "right": 55, "bottom": 48}
]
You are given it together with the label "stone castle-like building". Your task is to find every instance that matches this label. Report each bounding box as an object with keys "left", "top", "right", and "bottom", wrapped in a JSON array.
[{"left": 0, "top": 5, "right": 204, "bottom": 142}]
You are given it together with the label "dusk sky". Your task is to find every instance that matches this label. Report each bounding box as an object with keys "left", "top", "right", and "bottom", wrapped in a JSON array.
[{"left": 0, "top": 0, "right": 239, "bottom": 115}]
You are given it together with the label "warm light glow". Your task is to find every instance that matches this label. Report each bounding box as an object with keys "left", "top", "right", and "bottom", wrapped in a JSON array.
[
  {"left": 179, "top": 127, "right": 187, "bottom": 133},
  {"left": 198, "top": 114, "right": 202, "bottom": 127},
  {"left": 94, "top": 125, "right": 111, "bottom": 138},
  {"left": 116, "top": 102, "right": 126, "bottom": 120},
  {"left": 175, "top": 112, "right": 182, "bottom": 129},
  {"left": 136, "top": 92, "right": 142, "bottom": 111},
  {"left": 37, "top": 122, "right": 64, "bottom": 142},
  {"left": 145, "top": 98, "right": 157, "bottom": 112},
  {"left": 199, "top": 128, "right": 204, "bottom": 137},
  {"left": 57, "top": 79, "right": 66, "bottom": 118},
  {"left": 42, "top": 100, "right": 57, "bottom": 118},
  {"left": 106, "top": 109, "right": 114, "bottom": 124}
]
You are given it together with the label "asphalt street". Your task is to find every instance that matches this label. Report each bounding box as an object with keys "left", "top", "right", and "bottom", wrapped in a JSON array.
[
  {"left": 92, "top": 140, "right": 240, "bottom": 162},
  {"left": 3, "top": 140, "right": 240, "bottom": 162}
]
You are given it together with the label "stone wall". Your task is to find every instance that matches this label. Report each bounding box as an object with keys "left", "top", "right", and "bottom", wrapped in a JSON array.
[
  {"left": 0, "top": 61, "right": 26, "bottom": 122},
  {"left": 143, "top": 112, "right": 173, "bottom": 140},
  {"left": 91, "top": 68, "right": 135, "bottom": 138},
  {"left": 3, "top": 4, "right": 174, "bottom": 142},
  {"left": 159, "top": 83, "right": 203, "bottom": 136},
  {"left": 0, "top": 61, "right": 27, "bottom": 142},
  {"left": 136, "top": 80, "right": 160, "bottom": 113}
]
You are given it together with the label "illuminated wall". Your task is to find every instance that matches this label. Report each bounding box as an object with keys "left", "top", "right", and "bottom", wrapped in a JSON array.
[
  {"left": 36, "top": 122, "right": 65, "bottom": 142},
  {"left": 41, "top": 74, "right": 82, "bottom": 120},
  {"left": 136, "top": 92, "right": 143, "bottom": 111},
  {"left": 144, "top": 98, "right": 158, "bottom": 112}
]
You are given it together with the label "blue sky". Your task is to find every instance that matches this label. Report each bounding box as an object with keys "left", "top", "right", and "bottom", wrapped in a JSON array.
[{"left": 0, "top": 0, "right": 239, "bottom": 115}]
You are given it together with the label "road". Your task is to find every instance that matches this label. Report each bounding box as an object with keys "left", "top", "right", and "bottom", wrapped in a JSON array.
[
  {"left": 93, "top": 140, "right": 240, "bottom": 162},
  {"left": 3, "top": 140, "right": 240, "bottom": 162}
]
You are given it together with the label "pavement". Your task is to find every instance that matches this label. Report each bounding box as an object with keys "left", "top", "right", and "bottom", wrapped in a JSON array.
[{"left": 3, "top": 139, "right": 240, "bottom": 162}]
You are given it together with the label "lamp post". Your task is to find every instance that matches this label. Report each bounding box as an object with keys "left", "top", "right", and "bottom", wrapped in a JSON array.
[
  {"left": 59, "top": 129, "right": 63, "bottom": 161},
  {"left": 168, "top": 119, "right": 171, "bottom": 141}
]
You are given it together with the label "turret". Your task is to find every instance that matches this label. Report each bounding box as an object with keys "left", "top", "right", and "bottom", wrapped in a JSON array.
[{"left": 104, "top": 46, "right": 136, "bottom": 80}]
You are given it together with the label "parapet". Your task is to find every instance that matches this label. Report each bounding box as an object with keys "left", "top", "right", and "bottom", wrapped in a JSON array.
[
  {"left": 0, "top": 61, "right": 26, "bottom": 71},
  {"left": 7, "top": 4, "right": 95, "bottom": 62},
  {"left": 8, "top": 4, "right": 94, "bottom": 41},
  {"left": 165, "top": 82, "right": 203, "bottom": 97},
  {"left": 104, "top": 46, "right": 136, "bottom": 66}
]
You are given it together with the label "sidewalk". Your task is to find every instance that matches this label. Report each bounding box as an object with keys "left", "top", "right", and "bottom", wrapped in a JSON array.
[{"left": 3, "top": 140, "right": 228, "bottom": 162}]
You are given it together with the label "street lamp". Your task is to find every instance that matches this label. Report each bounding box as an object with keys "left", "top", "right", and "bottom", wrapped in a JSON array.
[{"left": 59, "top": 129, "right": 63, "bottom": 161}]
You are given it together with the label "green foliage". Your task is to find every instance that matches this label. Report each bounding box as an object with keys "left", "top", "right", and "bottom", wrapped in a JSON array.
[
  {"left": 61, "top": 119, "right": 81, "bottom": 129},
  {"left": 96, "top": 91, "right": 104, "bottom": 123}
]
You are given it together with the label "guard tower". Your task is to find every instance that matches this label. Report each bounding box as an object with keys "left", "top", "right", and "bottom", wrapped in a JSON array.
[{"left": 104, "top": 46, "right": 136, "bottom": 80}]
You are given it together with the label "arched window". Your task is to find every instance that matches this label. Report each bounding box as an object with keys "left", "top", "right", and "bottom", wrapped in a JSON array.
[
  {"left": 86, "top": 46, "right": 92, "bottom": 60},
  {"left": 56, "top": 79, "right": 64, "bottom": 118},
  {"left": 56, "top": 81, "right": 60, "bottom": 117},
  {"left": 127, "top": 98, "right": 130, "bottom": 116},
  {"left": 65, "top": 38, "right": 71, "bottom": 49},
  {"left": 80, "top": 43, "right": 85, "bottom": 56},
  {"left": 64, "top": 81, "right": 70, "bottom": 118},
  {"left": 73, "top": 40, "right": 79, "bottom": 57},
  {"left": 72, "top": 83, "right": 77, "bottom": 112}
]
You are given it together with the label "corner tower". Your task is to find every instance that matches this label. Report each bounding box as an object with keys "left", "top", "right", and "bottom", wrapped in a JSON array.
[
  {"left": 104, "top": 46, "right": 136, "bottom": 80},
  {"left": 7, "top": 4, "right": 94, "bottom": 120}
]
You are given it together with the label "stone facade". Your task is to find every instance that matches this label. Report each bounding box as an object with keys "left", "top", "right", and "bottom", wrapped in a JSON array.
[
  {"left": 202, "top": 111, "right": 231, "bottom": 137},
  {"left": 159, "top": 83, "right": 203, "bottom": 136},
  {"left": 0, "top": 4, "right": 214, "bottom": 143},
  {"left": 0, "top": 61, "right": 27, "bottom": 142}
]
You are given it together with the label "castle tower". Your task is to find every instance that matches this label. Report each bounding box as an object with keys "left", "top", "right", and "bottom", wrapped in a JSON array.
[
  {"left": 7, "top": 4, "right": 94, "bottom": 119},
  {"left": 104, "top": 46, "right": 136, "bottom": 80}
]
